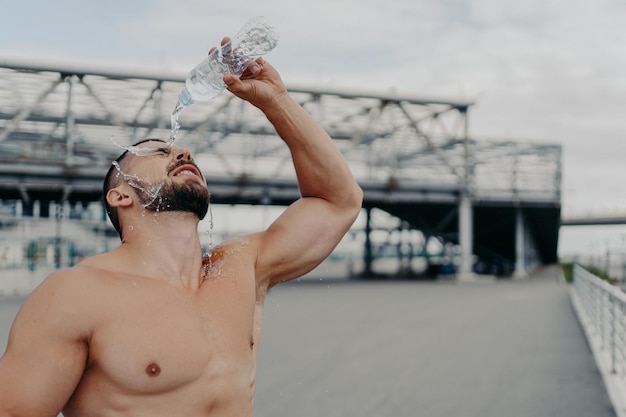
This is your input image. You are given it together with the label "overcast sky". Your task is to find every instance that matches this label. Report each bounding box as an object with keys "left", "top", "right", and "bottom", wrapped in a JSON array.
[{"left": 1, "top": 0, "right": 625, "bottom": 256}]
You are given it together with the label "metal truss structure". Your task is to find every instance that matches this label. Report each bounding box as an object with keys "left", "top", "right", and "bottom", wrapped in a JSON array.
[{"left": 0, "top": 60, "right": 562, "bottom": 276}]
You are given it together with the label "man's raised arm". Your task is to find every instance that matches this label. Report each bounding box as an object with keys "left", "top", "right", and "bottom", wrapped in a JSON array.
[{"left": 224, "top": 58, "right": 363, "bottom": 287}]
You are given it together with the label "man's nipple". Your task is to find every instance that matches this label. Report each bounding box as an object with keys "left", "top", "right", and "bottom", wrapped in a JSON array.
[{"left": 146, "top": 362, "right": 161, "bottom": 377}]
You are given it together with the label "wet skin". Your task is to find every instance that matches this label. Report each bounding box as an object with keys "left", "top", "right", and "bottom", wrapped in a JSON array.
[
  {"left": 62, "top": 142, "right": 264, "bottom": 415},
  {"left": 61, "top": 237, "right": 265, "bottom": 416}
]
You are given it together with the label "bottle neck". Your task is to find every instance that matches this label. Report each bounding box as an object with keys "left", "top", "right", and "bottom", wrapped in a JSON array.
[{"left": 178, "top": 87, "right": 195, "bottom": 107}]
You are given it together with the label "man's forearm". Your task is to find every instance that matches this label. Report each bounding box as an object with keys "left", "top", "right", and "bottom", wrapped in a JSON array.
[{"left": 262, "top": 93, "right": 363, "bottom": 209}]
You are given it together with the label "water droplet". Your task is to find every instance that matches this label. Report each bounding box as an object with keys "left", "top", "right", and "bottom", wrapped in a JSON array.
[
  {"left": 206, "top": 203, "right": 215, "bottom": 249},
  {"left": 111, "top": 161, "right": 165, "bottom": 209}
]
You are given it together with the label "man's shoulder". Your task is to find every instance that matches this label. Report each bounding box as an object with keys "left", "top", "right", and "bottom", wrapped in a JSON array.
[
  {"left": 209, "top": 233, "right": 262, "bottom": 257},
  {"left": 15, "top": 263, "right": 116, "bottom": 339},
  {"left": 50, "top": 252, "right": 117, "bottom": 281},
  {"left": 35, "top": 257, "right": 121, "bottom": 303}
]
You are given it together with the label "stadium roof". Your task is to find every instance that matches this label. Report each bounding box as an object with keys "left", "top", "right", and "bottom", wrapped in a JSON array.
[{"left": 0, "top": 59, "right": 560, "bottom": 207}]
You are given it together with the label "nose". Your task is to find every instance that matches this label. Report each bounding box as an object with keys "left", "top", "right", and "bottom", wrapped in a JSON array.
[{"left": 174, "top": 146, "right": 192, "bottom": 162}]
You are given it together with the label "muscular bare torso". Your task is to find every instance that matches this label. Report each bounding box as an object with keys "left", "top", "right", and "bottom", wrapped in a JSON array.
[{"left": 62, "top": 237, "right": 265, "bottom": 417}]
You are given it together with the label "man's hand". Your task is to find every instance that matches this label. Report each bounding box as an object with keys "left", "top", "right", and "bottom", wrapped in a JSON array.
[
  {"left": 210, "top": 37, "right": 288, "bottom": 111},
  {"left": 225, "top": 58, "right": 287, "bottom": 111}
]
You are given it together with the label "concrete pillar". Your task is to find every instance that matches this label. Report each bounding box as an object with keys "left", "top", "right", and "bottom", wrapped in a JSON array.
[
  {"left": 458, "top": 191, "right": 474, "bottom": 277},
  {"left": 514, "top": 207, "right": 527, "bottom": 278}
]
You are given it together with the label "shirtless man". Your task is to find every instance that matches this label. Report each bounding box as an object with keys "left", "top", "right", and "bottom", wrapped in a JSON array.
[{"left": 0, "top": 48, "right": 363, "bottom": 416}]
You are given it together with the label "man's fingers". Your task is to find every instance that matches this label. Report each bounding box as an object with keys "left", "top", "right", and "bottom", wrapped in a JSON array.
[
  {"left": 208, "top": 37, "right": 232, "bottom": 56},
  {"left": 224, "top": 75, "right": 253, "bottom": 99},
  {"left": 224, "top": 74, "right": 237, "bottom": 87},
  {"left": 246, "top": 62, "right": 262, "bottom": 76}
]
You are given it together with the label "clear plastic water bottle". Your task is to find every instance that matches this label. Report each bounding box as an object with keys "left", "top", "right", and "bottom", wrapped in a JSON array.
[
  {"left": 169, "top": 16, "right": 279, "bottom": 143},
  {"left": 177, "top": 16, "right": 279, "bottom": 106}
]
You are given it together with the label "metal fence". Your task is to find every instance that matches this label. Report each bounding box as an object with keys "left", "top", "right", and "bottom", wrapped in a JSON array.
[{"left": 571, "top": 264, "right": 626, "bottom": 403}]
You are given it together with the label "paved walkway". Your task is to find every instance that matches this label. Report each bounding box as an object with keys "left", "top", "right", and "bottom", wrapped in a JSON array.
[
  {"left": 0, "top": 266, "right": 616, "bottom": 416},
  {"left": 255, "top": 266, "right": 616, "bottom": 417}
]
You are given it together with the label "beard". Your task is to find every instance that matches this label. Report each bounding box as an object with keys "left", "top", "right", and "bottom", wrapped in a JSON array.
[{"left": 138, "top": 179, "right": 210, "bottom": 220}]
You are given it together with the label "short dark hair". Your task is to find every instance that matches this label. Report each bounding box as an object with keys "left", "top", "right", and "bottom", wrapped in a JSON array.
[{"left": 103, "top": 138, "right": 166, "bottom": 239}]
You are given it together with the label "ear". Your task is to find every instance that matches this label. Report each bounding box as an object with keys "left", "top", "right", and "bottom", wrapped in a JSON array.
[{"left": 106, "top": 186, "right": 133, "bottom": 208}]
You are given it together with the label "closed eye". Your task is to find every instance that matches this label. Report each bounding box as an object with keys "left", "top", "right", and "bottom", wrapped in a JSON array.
[{"left": 150, "top": 146, "right": 171, "bottom": 156}]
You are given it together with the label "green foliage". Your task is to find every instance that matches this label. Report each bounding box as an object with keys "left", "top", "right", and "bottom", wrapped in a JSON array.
[
  {"left": 560, "top": 262, "right": 618, "bottom": 285},
  {"left": 560, "top": 263, "right": 574, "bottom": 283}
]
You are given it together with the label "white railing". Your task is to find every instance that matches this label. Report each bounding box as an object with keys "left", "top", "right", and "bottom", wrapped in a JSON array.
[{"left": 570, "top": 265, "right": 626, "bottom": 416}]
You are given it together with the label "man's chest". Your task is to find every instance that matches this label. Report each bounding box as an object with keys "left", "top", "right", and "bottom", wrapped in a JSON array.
[{"left": 87, "top": 273, "right": 258, "bottom": 395}]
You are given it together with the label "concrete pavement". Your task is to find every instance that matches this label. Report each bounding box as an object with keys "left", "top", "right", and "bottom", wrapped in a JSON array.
[{"left": 255, "top": 266, "right": 616, "bottom": 416}]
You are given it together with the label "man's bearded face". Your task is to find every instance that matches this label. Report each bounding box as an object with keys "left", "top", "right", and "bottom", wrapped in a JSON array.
[{"left": 137, "top": 176, "right": 210, "bottom": 220}]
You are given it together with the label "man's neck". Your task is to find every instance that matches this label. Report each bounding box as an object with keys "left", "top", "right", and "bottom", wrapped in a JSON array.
[{"left": 118, "top": 211, "right": 205, "bottom": 289}]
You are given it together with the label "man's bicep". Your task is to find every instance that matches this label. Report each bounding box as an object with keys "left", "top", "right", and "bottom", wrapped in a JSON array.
[
  {"left": 257, "top": 197, "right": 355, "bottom": 287},
  {"left": 0, "top": 276, "right": 89, "bottom": 415},
  {"left": 0, "top": 339, "right": 87, "bottom": 415}
]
